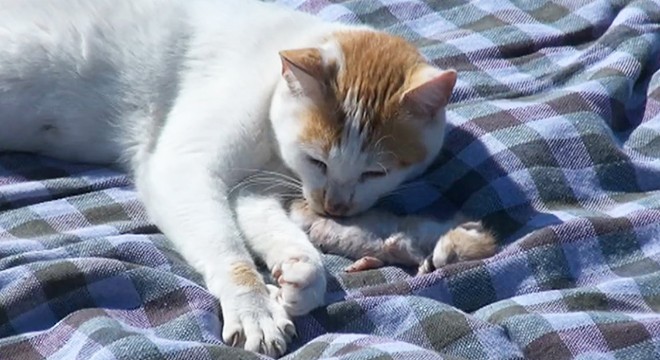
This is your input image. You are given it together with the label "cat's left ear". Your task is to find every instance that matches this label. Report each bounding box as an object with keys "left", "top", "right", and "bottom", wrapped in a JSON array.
[
  {"left": 401, "top": 67, "right": 457, "bottom": 117},
  {"left": 279, "top": 48, "right": 325, "bottom": 102}
]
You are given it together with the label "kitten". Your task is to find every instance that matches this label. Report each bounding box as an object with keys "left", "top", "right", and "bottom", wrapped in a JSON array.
[
  {"left": 288, "top": 200, "right": 497, "bottom": 274},
  {"left": 0, "top": 0, "right": 479, "bottom": 356}
]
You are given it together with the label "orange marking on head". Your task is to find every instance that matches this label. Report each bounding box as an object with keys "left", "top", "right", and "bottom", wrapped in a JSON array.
[
  {"left": 332, "top": 31, "right": 429, "bottom": 166},
  {"left": 299, "top": 106, "right": 342, "bottom": 153},
  {"left": 301, "top": 31, "right": 426, "bottom": 167},
  {"left": 285, "top": 30, "right": 454, "bottom": 167}
]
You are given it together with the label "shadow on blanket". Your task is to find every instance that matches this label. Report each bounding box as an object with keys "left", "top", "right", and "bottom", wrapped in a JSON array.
[{"left": 1, "top": 0, "right": 660, "bottom": 359}]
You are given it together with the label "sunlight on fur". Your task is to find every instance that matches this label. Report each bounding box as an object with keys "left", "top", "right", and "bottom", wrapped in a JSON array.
[{"left": 0, "top": 0, "right": 497, "bottom": 356}]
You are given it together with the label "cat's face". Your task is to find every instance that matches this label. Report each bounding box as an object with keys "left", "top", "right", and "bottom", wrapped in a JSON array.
[{"left": 270, "top": 30, "right": 456, "bottom": 217}]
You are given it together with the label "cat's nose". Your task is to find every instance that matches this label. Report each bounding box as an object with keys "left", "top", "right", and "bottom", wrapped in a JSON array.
[{"left": 323, "top": 200, "right": 350, "bottom": 217}]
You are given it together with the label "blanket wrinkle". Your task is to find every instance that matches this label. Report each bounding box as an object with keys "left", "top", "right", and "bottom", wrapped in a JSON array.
[{"left": 1, "top": 0, "right": 660, "bottom": 359}]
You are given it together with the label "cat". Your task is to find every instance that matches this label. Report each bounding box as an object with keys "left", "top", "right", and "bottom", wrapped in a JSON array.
[{"left": 0, "top": 0, "right": 494, "bottom": 356}]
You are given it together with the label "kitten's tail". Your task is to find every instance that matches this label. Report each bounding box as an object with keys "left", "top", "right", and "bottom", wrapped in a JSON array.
[{"left": 417, "top": 221, "right": 497, "bottom": 275}]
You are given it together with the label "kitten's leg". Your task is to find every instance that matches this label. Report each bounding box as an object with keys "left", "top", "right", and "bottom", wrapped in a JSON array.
[
  {"left": 288, "top": 200, "right": 428, "bottom": 269},
  {"left": 234, "top": 191, "right": 326, "bottom": 317},
  {"left": 289, "top": 200, "right": 497, "bottom": 273},
  {"left": 417, "top": 221, "right": 497, "bottom": 275},
  {"left": 344, "top": 256, "right": 385, "bottom": 272},
  {"left": 137, "top": 156, "right": 293, "bottom": 357}
]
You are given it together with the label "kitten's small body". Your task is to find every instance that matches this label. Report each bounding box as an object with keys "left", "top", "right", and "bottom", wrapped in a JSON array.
[
  {"left": 289, "top": 200, "right": 496, "bottom": 274},
  {"left": 0, "top": 0, "right": 495, "bottom": 356}
]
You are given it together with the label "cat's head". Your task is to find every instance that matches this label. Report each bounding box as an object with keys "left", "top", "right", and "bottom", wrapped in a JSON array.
[{"left": 270, "top": 30, "right": 456, "bottom": 217}]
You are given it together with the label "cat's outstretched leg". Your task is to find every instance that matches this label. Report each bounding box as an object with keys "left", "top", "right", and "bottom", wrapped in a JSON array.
[
  {"left": 234, "top": 190, "right": 326, "bottom": 317},
  {"left": 135, "top": 92, "right": 300, "bottom": 356},
  {"left": 137, "top": 157, "right": 294, "bottom": 357}
]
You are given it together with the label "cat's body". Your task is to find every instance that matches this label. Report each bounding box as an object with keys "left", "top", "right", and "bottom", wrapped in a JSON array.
[
  {"left": 0, "top": 0, "right": 495, "bottom": 356},
  {"left": 0, "top": 0, "right": 328, "bottom": 166}
]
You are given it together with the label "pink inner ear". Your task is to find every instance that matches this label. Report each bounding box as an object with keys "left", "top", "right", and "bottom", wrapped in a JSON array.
[
  {"left": 403, "top": 69, "right": 457, "bottom": 115},
  {"left": 279, "top": 48, "right": 324, "bottom": 79},
  {"left": 280, "top": 56, "right": 294, "bottom": 75},
  {"left": 279, "top": 49, "right": 325, "bottom": 101}
]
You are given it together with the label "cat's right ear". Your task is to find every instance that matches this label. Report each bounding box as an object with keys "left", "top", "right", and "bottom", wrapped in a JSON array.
[
  {"left": 279, "top": 48, "right": 325, "bottom": 103},
  {"left": 401, "top": 67, "right": 457, "bottom": 117}
]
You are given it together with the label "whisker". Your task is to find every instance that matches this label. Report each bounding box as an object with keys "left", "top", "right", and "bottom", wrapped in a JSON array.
[
  {"left": 377, "top": 149, "right": 399, "bottom": 162},
  {"left": 373, "top": 135, "right": 394, "bottom": 152},
  {"left": 240, "top": 175, "right": 301, "bottom": 187},
  {"left": 228, "top": 171, "right": 304, "bottom": 197},
  {"left": 231, "top": 180, "right": 300, "bottom": 196},
  {"left": 376, "top": 161, "right": 388, "bottom": 175},
  {"left": 262, "top": 182, "right": 303, "bottom": 194},
  {"left": 231, "top": 167, "right": 302, "bottom": 185},
  {"left": 276, "top": 194, "right": 305, "bottom": 199}
]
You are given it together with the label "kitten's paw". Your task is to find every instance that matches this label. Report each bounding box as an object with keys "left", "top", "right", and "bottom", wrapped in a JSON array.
[
  {"left": 271, "top": 256, "right": 326, "bottom": 316},
  {"left": 418, "top": 221, "right": 497, "bottom": 275},
  {"left": 221, "top": 290, "right": 295, "bottom": 357},
  {"left": 383, "top": 234, "right": 426, "bottom": 265},
  {"left": 345, "top": 256, "right": 385, "bottom": 272}
]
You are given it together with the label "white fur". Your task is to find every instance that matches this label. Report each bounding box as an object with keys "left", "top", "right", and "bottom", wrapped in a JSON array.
[
  {"left": 270, "top": 78, "right": 448, "bottom": 218},
  {"left": 0, "top": 0, "right": 448, "bottom": 356},
  {"left": 271, "top": 58, "right": 449, "bottom": 216}
]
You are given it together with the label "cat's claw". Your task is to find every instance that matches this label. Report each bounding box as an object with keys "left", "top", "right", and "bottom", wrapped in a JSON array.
[
  {"left": 265, "top": 284, "right": 297, "bottom": 342},
  {"left": 221, "top": 290, "right": 293, "bottom": 357},
  {"left": 271, "top": 256, "right": 326, "bottom": 316}
]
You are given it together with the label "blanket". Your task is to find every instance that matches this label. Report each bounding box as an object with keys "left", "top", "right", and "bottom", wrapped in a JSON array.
[{"left": 1, "top": 0, "right": 659, "bottom": 359}]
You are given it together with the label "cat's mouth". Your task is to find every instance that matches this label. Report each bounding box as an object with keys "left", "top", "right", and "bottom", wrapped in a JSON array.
[
  {"left": 305, "top": 189, "right": 362, "bottom": 217},
  {"left": 306, "top": 199, "right": 351, "bottom": 218}
]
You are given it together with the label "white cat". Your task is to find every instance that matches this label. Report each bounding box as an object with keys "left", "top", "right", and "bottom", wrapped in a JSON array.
[{"left": 0, "top": 0, "right": 494, "bottom": 356}]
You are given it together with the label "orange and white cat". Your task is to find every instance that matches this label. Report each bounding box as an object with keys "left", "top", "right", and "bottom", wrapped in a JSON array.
[{"left": 0, "top": 0, "right": 495, "bottom": 356}]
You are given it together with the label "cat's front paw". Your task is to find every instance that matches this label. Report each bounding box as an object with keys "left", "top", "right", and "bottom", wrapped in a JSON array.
[
  {"left": 221, "top": 290, "right": 295, "bottom": 357},
  {"left": 271, "top": 255, "right": 326, "bottom": 316},
  {"left": 418, "top": 221, "right": 497, "bottom": 275}
]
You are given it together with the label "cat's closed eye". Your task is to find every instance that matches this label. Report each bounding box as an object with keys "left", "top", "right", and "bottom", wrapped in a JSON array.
[
  {"left": 307, "top": 156, "right": 327, "bottom": 173},
  {"left": 359, "top": 170, "right": 387, "bottom": 182}
]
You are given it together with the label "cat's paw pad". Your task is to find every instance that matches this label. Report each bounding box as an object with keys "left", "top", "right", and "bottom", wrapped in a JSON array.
[
  {"left": 271, "top": 256, "right": 326, "bottom": 316},
  {"left": 221, "top": 290, "right": 295, "bottom": 357},
  {"left": 418, "top": 221, "right": 497, "bottom": 275}
]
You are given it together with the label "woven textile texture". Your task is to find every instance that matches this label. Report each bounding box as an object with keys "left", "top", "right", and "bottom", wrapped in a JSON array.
[{"left": 1, "top": 0, "right": 659, "bottom": 359}]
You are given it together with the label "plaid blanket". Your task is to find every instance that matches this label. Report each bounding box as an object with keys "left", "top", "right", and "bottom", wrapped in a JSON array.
[{"left": 1, "top": 0, "right": 660, "bottom": 359}]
